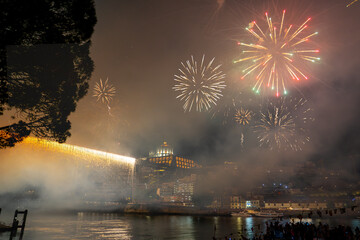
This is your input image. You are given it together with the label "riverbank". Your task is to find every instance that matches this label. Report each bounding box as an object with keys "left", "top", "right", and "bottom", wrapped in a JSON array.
[
  {"left": 8, "top": 202, "right": 360, "bottom": 219},
  {"left": 2, "top": 212, "right": 360, "bottom": 240}
]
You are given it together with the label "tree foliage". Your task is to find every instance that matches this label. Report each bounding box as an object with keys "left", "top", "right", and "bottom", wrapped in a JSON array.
[{"left": 0, "top": 0, "right": 97, "bottom": 148}]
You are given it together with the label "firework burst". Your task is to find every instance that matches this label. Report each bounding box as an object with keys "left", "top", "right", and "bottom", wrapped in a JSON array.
[
  {"left": 234, "top": 107, "right": 253, "bottom": 149},
  {"left": 173, "top": 55, "right": 226, "bottom": 112},
  {"left": 234, "top": 108, "right": 252, "bottom": 125},
  {"left": 234, "top": 10, "right": 319, "bottom": 96},
  {"left": 253, "top": 97, "right": 313, "bottom": 151},
  {"left": 209, "top": 80, "right": 258, "bottom": 125},
  {"left": 93, "top": 78, "right": 116, "bottom": 105}
]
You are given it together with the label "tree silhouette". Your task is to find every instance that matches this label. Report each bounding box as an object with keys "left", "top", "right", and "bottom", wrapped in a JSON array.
[{"left": 0, "top": 0, "right": 97, "bottom": 148}]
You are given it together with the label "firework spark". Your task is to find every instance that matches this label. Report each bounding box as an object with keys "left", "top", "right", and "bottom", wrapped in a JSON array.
[
  {"left": 234, "top": 10, "right": 319, "bottom": 96},
  {"left": 253, "top": 97, "right": 313, "bottom": 151},
  {"left": 234, "top": 108, "right": 252, "bottom": 125},
  {"left": 347, "top": 0, "right": 359, "bottom": 7},
  {"left": 173, "top": 55, "right": 226, "bottom": 112},
  {"left": 93, "top": 78, "right": 116, "bottom": 105}
]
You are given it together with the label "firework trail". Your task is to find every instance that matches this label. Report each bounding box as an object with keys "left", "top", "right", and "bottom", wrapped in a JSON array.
[
  {"left": 347, "top": 0, "right": 359, "bottom": 7},
  {"left": 234, "top": 10, "right": 319, "bottom": 96},
  {"left": 235, "top": 107, "right": 252, "bottom": 148},
  {"left": 240, "top": 132, "right": 244, "bottom": 148},
  {"left": 253, "top": 97, "right": 313, "bottom": 151},
  {"left": 173, "top": 55, "right": 226, "bottom": 112},
  {"left": 210, "top": 82, "right": 256, "bottom": 148}
]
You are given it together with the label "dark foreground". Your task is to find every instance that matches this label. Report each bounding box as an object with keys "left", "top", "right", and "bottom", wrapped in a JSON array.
[
  {"left": 1, "top": 211, "right": 360, "bottom": 240},
  {"left": 246, "top": 221, "right": 360, "bottom": 240}
]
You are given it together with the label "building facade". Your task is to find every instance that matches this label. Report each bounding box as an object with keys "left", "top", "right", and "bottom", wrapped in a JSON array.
[{"left": 264, "top": 201, "right": 327, "bottom": 210}]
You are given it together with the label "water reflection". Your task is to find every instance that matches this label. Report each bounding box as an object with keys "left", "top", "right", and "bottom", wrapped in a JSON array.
[
  {"left": 1, "top": 213, "right": 360, "bottom": 240},
  {"left": 245, "top": 217, "right": 254, "bottom": 238}
]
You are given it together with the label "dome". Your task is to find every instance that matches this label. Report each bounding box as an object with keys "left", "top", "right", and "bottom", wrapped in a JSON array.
[{"left": 155, "top": 141, "right": 173, "bottom": 157}]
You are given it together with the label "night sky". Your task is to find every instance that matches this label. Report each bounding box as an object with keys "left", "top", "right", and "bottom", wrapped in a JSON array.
[
  {"left": 67, "top": 0, "right": 358, "bottom": 166},
  {"left": 11, "top": 0, "right": 360, "bottom": 166}
]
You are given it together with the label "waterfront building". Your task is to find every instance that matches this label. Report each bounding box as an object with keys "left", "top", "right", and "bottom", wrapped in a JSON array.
[
  {"left": 143, "top": 142, "right": 201, "bottom": 169},
  {"left": 173, "top": 174, "right": 196, "bottom": 206},
  {"left": 264, "top": 201, "right": 327, "bottom": 210},
  {"left": 230, "top": 196, "right": 247, "bottom": 209},
  {"left": 135, "top": 142, "right": 200, "bottom": 189},
  {"left": 245, "top": 200, "right": 261, "bottom": 209},
  {"left": 159, "top": 182, "right": 175, "bottom": 198},
  {"left": 134, "top": 142, "right": 200, "bottom": 203},
  {"left": 334, "top": 201, "right": 350, "bottom": 208},
  {"left": 156, "top": 174, "right": 197, "bottom": 207}
]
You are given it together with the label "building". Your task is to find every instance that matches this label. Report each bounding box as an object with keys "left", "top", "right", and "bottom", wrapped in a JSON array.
[
  {"left": 230, "top": 196, "right": 246, "bottom": 209},
  {"left": 134, "top": 142, "right": 200, "bottom": 203},
  {"left": 146, "top": 142, "right": 201, "bottom": 169},
  {"left": 264, "top": 201, "right": 327, "bottom": 210},
  {"left": 156, "top": 174, "right": 197, "bottom": 207},
  {"left": 159, "top": 182, "right": 176, "bottom": 203},
  {"left": 173, "top": 174, "right": 196, "bottom": 206},
  {"left": 148, "top": 155, "right": 199, "bottom": 169},
  {"left": 246, "top": 200, "right": 261, "bottom": 209},
  {"left": 149, "top": 141, "right": 174, "bottom": 157}
]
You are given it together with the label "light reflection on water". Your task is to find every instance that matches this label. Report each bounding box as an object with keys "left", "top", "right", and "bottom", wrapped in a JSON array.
[{"left": 1, "top": 213, "right": 360, "bottom": 240}]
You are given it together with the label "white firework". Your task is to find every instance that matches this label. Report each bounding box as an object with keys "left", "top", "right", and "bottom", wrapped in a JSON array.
[{"left": 173, "top": 55, "right": 226, "bottom": 112}]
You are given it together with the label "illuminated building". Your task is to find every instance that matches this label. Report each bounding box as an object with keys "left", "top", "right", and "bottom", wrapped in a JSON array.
[
  {"left": 159, "top": 182, "right": 175, "bottom": 199},
  {"left": 230, "top": 196, "right": 246, "bottom": 209},
  {"left": 157, "top": 174, "right": 196, "bottom": 206},
  {"left": 146, "top": 142, "right": 201, "bottom": 169},
  {"left": 148, "top": 155, "right": 200, "bottom": 169},
  {"left": 149, "top": 141, "right": 173, "bottom": 157},
  {"left": 246, "top": 200, "right": 260, "bottom": 209},
  {"left": 173, "top": 174, "right": 196, "bottom": 206},
  {"left": 134, "top": 142, "right": 200, "bottom": 203}
]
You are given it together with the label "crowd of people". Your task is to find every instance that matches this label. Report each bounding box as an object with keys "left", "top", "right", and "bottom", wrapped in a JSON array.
[
  {"left": 260, "top": 221, "right": 360, "bottom": 240},
  {"left": 216, "top": 221, "right": 360, "bottom": 240}
]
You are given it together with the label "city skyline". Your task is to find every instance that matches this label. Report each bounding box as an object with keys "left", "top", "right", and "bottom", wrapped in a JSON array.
[{"left": 1, "top": 1, "right": 360, "bottom": 203}]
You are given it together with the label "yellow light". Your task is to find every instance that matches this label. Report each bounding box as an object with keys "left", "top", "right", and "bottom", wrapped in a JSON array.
[{"left": 22, "top": 137, "right": 135, "bottom": 165}]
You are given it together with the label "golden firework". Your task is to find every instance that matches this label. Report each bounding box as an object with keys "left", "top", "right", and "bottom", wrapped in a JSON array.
[
  {"left": 234, "top": 108, "right": 252, "bottom": 125},
  {"left": 93, "top": 78, "right": 116, "bottom": 105}
]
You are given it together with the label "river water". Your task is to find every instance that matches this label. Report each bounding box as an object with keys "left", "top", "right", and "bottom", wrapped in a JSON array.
[{"left": 1, "top": 212, "right": 360, "bottom": 240}]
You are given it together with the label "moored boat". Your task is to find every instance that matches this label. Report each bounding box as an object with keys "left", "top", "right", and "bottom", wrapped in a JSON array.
[
  {"left": 253, "top": 210, "right": 283, "bottom": 218},
  {"left": 231, "top": 210, "right": 252, "bottom": 217}
]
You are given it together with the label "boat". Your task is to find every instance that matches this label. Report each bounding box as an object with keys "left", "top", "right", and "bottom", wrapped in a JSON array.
[
  {"left": 231, "top": 210, "right": 252, "bottom": 217},
  {"left": 253, "top": 210, "right": 283, "bottom": 218}
]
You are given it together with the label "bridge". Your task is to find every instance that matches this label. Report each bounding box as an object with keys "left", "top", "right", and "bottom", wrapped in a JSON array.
[{"left": 15, "top": 137, "right": 136, "bottom": 208}]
